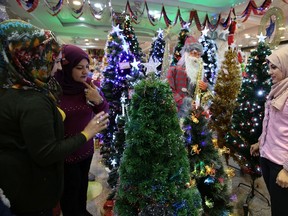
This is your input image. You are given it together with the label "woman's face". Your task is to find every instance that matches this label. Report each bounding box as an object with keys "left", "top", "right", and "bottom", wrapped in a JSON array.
[
  {"left": 268, "top": 63, "right": 284, "bottom": 84},
  {"left": 72, "top": 58, "right": 89, "bottom": 83}
]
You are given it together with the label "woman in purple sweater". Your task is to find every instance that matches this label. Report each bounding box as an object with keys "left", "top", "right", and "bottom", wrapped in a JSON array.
[{"left": 54, "top": 45, "right": 109, "bottom": 216}]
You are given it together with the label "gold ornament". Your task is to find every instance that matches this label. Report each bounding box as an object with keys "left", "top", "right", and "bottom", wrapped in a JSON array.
[
  {"left": 225, "top": 167, "right": 236, "bottom": 178},
  {"left": 190, "top": 144, "right": 201, "bottom": 155}
]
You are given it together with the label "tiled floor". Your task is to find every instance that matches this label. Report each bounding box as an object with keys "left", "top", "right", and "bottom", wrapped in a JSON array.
[{"left": 86, "top": 150, "right": 272, "bottom": 216}]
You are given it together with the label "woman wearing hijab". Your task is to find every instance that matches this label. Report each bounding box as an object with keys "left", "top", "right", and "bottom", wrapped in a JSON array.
[
  {"left": 54, "top": 44, "right": 109, "bottom": 216},
  {"left": 0, "top": 20, "right": 109, "bottom": 216},
  {"left": 250, "top": 46, "right": 288, "bottom": 216}
]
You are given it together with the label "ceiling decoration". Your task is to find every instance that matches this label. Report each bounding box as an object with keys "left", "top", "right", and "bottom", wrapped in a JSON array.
[{"left": 15, "top": 0, "right": 271, "bottom": 32}]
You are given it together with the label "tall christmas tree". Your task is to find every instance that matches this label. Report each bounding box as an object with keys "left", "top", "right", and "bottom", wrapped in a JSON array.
[
  {"left": 122, "top": 15, "right": 144, "bottom": 63},
  {"left": 182, "top": 106, "right": 233, "bottom": 216},
  {"left": 209, "top": 47, "right": 242, "bottom": 148},
  {"left": 114, "top": 76, "right": 202, "bottom": 216},
  {"left": 170, "top": 25, "right": 190, "bottom": 66},
  {"left": 225, "top": 35, "right": 272, "bottom": 179},
  {"left": 148, "top": 28, "right": 166, "bottom": 76},
  {"left": 100, "top": 24, "right": 141, "bottom": 193}
]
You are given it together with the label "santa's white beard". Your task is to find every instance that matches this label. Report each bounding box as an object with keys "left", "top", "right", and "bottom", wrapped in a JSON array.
[{"left": 185, "top": 54, "right": 202, "bottom": 85}]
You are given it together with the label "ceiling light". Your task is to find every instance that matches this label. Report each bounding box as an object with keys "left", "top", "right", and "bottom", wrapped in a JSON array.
[
  {"left": 279, "top": 27, "right": 286, "bottom": 31},
  {"left": 149, "top": 10, "right": 161, "bottom": 19},
  {"left": 84, "top": 39, "right": 89, "bottom": 41},
  {"left": 73, "top": 1, "right": 81, "bottom": 6},
  {"left": 238, "top": 44, "right": 243, "bottom": 47},
  {"left": 94, "top": 38, "right": 99, "bottom": 41},
  {"left": 94, "top": 3, "right": 103, "bottom": 10},
  {"left": 94, "top": 14, "right": 102, "bottom": 19},
  {"left": 244, "top": 34, "right": 250, "bottom": 39},
  {"left": 280, "top": 36, "right": 285, "bottom": 39},
  {"left": 79, "top": 17, "right": 85, "bottom": 21}
]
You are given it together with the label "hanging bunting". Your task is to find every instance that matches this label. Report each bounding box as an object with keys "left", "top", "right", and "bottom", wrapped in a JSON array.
[
  {"left": 88, "top": 1, "right": 106, "bottom": 21},
  {"left": 241, "top": 0, "right": 271, "bottom": 22},
  {"left": 203, "top": 13, "right": 222, "bottom": 31},
  {"left": 188, "top": 10, "right": 203, "bottom": 31},
  {"left": 16, "top": 0, "right": 39, "bottom": 12},
  {"left": 160, "top": 4, "right": 172, "bottom": 27},
  {"left": 173, "top": 7, "right": 186, "bottom": 27},
  {"left": 221, "top": 8, "right": 233, "bottom": 30},
  {"left": 15, "top": 0, "right": 272, "bottom": 34},
  {"left": 44, "top": 0, "right": 64, "bottom": 16},
  {"left": 125, "top": 0, "right": 140, "bottom": 24},
  {"left": 143, "top": 1, "right": 157, "bottom": 26}
]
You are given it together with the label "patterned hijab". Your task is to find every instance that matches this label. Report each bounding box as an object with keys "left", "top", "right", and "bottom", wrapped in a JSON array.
[{"left": 0, "top": 19, "right": 61, "bottom": 102}]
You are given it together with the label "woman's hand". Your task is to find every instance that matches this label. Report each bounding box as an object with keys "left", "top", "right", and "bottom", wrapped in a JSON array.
[
  {"left": 250, "top": 143, "right": 260, "bottom": 156},
  {"left": 82, "top": 111, "right": 109, "bottom": 140},
  {"left": 83, "top": 81, "right": 103, "bottom": 105},
  {"left": 276, "top": 169, "right": 288, "bottom": 188}
]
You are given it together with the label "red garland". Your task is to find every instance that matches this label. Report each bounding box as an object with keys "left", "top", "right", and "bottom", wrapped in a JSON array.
[
  {"left": 16, "top": 0, "right": 39, "bottom": 12},
  {"left": 160, "top": 4, "right": 172, "bottom": 27},
  {"left": 44, "top": 0, "right": 64, "bottom": 16}
]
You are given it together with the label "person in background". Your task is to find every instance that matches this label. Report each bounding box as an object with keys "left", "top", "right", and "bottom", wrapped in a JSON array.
[
  {"left": 250, "top": 47, "right": 288, "bottom": 216},
  {"left": 167, "top": 38, "right": 208, "bottom": 118},
  {"left": 54, "top": 44, "right": 109, "bottom": 216},
  {"left": 0, "top": 19, "right": 109, "bottom": 216}
]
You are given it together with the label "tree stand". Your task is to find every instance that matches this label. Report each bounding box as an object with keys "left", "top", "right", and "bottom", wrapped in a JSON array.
[{"left": 238, "top": 176, "right": 270, "bottom": 216}]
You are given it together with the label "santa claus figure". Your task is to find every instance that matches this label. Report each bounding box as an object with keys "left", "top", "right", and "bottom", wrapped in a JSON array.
[{"left": 167, "top": 37, "right": 208, "bottom": 118}]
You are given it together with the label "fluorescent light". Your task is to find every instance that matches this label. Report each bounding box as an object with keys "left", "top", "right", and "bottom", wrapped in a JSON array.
[
  {"left": 94, "top": 38, "right": 99, "bottom": 41},
  {"left": 73, "top": 1, "right": 81, "bottom": 6},
  {"left": 79, "top": 17, "right": 85, "bottom": 21},
  {"left": 94, "top": 14, "right": 101, "bottom": 19},
  {"left": 94, "top": 3, "right": 103, "bottom": 10}
]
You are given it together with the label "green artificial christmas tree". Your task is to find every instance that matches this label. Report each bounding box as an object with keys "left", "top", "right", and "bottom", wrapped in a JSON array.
[
  {"left": 209, "top": 47, "right": 242, "bottom": 149},
  {"left": 122, "top": 15, "right": 144, "bottom": 64},
  {"left": 114, "top": 76, "right": 202, "bottom": 216},
  {"left": 225, "top": 40, "right": 272, "bottom": 179},
  {"left": 182, "top": 106, "right": 233, "bottom": 216}
]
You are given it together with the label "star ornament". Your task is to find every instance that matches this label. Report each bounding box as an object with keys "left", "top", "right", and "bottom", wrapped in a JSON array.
[
  {"left": 256, "top": 32, "right": 267, "bottom": 43},
  {"left": 112, "top": 24, "right": 123, "bottom": 35},
  {"left": 201, "top": 26, "right": 209, "bottom": 37},
  {"left": 130, "top": 58, "right": 141, "bottom": 70},
  {"left": 142, "top": 57, "right": 161, "bottom": 74}
]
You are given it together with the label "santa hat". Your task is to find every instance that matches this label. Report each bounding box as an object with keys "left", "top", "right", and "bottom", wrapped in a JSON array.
[{"left": 182, "top": 36, "right": 203, "bottom": 55}]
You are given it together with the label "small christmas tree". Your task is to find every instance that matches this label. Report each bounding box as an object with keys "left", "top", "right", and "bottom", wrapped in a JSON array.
[
  {"left": 170, "top": 26, "right": 190, "bottom": 66},
  {"left": 100, "top": 24, "right": 141, "bottom": 197},
  {"left": 209, "top": 47, "right": 242, "bottom": 148},
  {"left": 199, "top": 34, "right": 218, "bottom": 86},
  {"left": 148, "top": 28, "right": 166, "bottom": 76},
  {"left": 114, "top": 76, "right": 202, "bottom": 216},
  {"left": 183, "top": 106, "right": 233, "bottom": 216},
  {"left": 225, "top": 37, "right": 272, "bottom": 178}
]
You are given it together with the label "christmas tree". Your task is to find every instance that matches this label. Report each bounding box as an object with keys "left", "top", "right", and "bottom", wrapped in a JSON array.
[
  {"left": 170, "top": 26, "right": 190, "bottom": 66},
  {"left": 199, "top": 33, "right": 218, "bottom": 86},
  {"left": 114, "top": 76, "right": 202, "bottom": 216},
  {"left": 182, "top": 106, "right": 233, "bottom": 216},
  {"left": 209, "top": 47, "right": 242, "bottom": 148},
  {"left": 122, "top": 15, "right": 144, "bottom": 64},
  {"left": 148, "top": 28, "right": 166, "bottom": 77},
  {"left": 100, "top": 24, "right": 141, "bottom": 193},
  {"left": 225, "top": 38, "right": 272, "bottom": 178}
]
